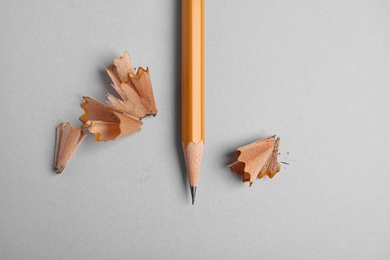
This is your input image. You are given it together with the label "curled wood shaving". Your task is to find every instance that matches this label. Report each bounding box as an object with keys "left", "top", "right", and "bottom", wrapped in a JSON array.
[
  {"left": 106, "top": 52, "right": 157, "bottom": 117},
  {"left": 80, "top": 96, "right": 143, "bottom": 141},
  {"left": 228, "top": 136, "right": 281, "bottom": 186},
  {"left": 80, "top": 51, "right": 157, "bottom": 140},
  {"left": 54, "top": 51, "right": 157, "bottom": 173},
  {"left": 54, "top": 123, "right": 87, "bottom": 174}
]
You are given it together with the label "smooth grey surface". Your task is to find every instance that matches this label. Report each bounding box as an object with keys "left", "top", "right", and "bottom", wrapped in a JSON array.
[{"left": 1, "top": 0, "right": 390, "bottom": 259}]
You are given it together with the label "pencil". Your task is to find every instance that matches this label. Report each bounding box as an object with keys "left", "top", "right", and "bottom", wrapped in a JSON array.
[{"left": 182, "top": 0, "right": 205, "bottom": 205}]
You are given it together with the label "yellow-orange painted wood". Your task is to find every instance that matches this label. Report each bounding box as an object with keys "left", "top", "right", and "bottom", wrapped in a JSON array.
[{"left": 182, "top": 0, "right": 204, "bottom": 146}]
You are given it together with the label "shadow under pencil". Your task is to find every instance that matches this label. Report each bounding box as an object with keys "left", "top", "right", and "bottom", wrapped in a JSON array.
[{"left": 173, "top": 0, "right": 189, "bottom": 200}]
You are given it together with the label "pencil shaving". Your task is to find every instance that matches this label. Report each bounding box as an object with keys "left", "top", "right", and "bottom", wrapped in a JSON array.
[
  {"left": 80, "top": 96, "right": 142, "bottom": 141},
  {"left": 54, "top": 122, "right": 87, "bottom": 174},
  {"left": 80, "top": 51, "right": 157, "bottom": 140},
  {"left": 106, "top": 51, "right": 134, "bottom": 85},
  {"left": 106, "top": 51, "right": 157, "bottom": 117},
  {"left": 54, "top": 51, "right": 157, "bottom": 173},
  {"left": 227, "top": 136, "right": 281, "bottom": 186}
]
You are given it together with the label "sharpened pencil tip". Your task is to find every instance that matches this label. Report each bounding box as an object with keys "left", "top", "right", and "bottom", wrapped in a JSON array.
[{"left": 190, "top": 186, "right": 197, "bottom": 205}]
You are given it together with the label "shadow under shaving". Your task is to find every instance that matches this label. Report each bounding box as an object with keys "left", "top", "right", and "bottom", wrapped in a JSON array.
[
  {"left": 224, "top": 150, "right": 237, "bottom": 167},
  {"left": 96, "top": 59, "right": 119, "bottom": 102},
  {"left": 51, "top": 125, "right": 59, "bottom": 175},
  {"left": 224, "top": 146, "right": 244, "bottom": 184},
  {"left": 172, "top": 0, "right": 189, "bottom": 200}
]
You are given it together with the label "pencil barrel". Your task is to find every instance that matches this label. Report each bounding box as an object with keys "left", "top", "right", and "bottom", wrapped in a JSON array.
[{"left": 182, "top": 0, "right": 205, "bottom": 145}]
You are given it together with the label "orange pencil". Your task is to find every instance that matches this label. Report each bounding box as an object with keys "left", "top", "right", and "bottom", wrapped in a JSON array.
[{"left": 182, "top": 0, "right": 205, "bottom": 205}]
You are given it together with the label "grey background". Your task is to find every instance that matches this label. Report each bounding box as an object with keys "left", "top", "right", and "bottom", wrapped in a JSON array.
[{"left": 1, "top": 0, "right": 389, "bottom": 259}]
